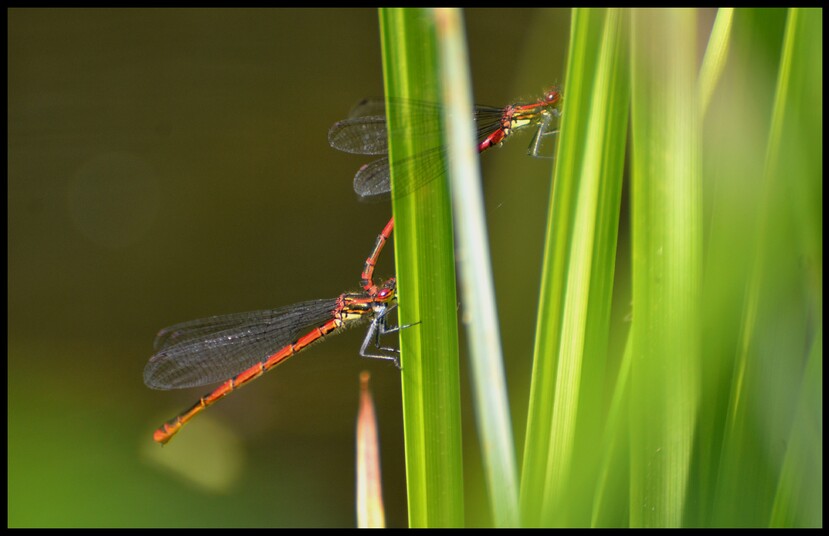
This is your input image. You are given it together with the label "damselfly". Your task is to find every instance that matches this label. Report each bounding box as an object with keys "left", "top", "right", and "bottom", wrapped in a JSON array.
[
  {"left": 145, "top": 219, "right": 401, "bottom": 444},
  {"left": 328, "top": 86, "right": 563, "bottom": 201}
]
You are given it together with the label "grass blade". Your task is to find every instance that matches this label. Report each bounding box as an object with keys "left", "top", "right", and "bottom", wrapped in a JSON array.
[
  {"left": 378, "top": 7, "right": 464, "bottom": 528},
  {"left": 520, "top": 8, "right": 629, "bottom": 526},
  {"left": 628, "top": 8, "right": 701, "bottom": 527},
  {"left": 434, "top": 8, "right": 519, "bottom": 527}
]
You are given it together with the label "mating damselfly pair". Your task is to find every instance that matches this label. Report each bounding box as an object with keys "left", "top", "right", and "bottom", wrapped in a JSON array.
[{"left": 145, "top": 87, "right": 562, "bottom": 443}]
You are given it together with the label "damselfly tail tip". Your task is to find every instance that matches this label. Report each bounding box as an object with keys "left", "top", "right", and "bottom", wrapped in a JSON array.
[{"left": 153, "top": 423, "right": 178, "bottom": 445}]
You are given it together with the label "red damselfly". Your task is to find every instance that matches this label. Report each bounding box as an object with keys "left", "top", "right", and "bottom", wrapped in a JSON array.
[
  {"left": 145, "top": 219, "right": 401, "bottom": 444},
  {"left": 328, "top": 86, "right": 563, "bottom": 201}
]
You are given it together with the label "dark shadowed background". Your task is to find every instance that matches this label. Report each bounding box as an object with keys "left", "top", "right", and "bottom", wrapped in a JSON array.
[{"left": 8, "top": 8, "right": 569, "bottom": 527}]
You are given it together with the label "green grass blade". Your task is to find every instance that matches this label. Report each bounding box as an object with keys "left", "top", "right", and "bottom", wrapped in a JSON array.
[
  {"left": 590, "top": 331, "right": 633, "bottom": 527},
  {"left": 520, "top": 8, "right": 629, "bottom": 526},
  {"left": 699, "top": 8, "right": 735, "bottom": 116},
  {"left": 510, "top": 6, "right": 819, "bottom": 528},
  {"left": 695, "top": 7, "right": 821, "bottom": 527},
  {"left": 768, "top": 327, "right": 822, "bottom": 527},
  {"left": 714, "top": 7, "right": 822, "bottom": 527},
  {"left": 765, "top": 11, "right": 822, "bottom": 527},
  {"left": 378, "top": 7, "right": 464, "bottom": 528},
  {"left": 628, "top": 8, "right": 701, "bottom": 527},
  {"left": 434, "top": 8, "right": 519, "bottom": 527},
  {"left": 691, "top": 8, "right": 786, "bottom": 526}
]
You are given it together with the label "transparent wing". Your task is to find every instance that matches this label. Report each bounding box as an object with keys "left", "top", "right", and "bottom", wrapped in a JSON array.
[
  {"left": 332, "top": 99, "right": 506, "bottom": 201},
  {"left": 145, "top": 298, "right": 339, "bottom": 389}
]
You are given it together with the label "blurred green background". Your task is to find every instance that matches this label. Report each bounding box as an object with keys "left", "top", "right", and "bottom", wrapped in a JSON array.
[{"left": 8, "top": 8, "right": 570, "bottom": 527}]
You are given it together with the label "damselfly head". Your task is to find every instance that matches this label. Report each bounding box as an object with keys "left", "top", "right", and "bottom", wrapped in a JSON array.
[
  {"left": 376, "top": 278, "right": 396, "bottom": 303},
  {"left": 543, "top": 86, "right": 563, "bottom": 108}
]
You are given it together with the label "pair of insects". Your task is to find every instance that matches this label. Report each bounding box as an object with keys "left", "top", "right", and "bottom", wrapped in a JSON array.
[{"left": 144, "top": 87, "right": 563, "bottom": 443}]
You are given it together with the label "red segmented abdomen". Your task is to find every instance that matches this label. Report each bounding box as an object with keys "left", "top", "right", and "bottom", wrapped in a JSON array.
[{"left": 153, "top": 316, "right": 346, "bottom": 444}]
